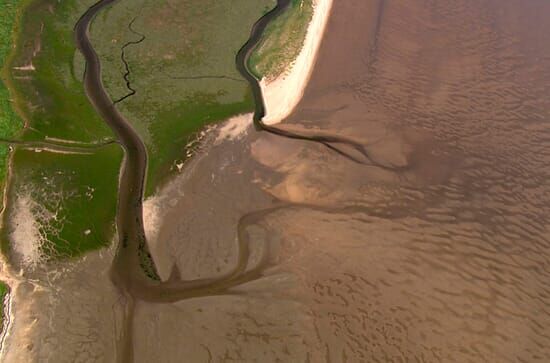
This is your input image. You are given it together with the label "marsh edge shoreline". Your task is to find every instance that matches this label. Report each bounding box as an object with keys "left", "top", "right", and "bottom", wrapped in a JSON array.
[{"left": 260, "top": 0, "right": 333, "bottom": 125}]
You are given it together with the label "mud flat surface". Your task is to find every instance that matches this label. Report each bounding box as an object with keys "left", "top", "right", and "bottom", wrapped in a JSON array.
[
  {"left": 0, "top": 247, "right": 122, "bottom": 362},
  {"left": 145, "top": 0, "right": 550, "bottom": 361}
]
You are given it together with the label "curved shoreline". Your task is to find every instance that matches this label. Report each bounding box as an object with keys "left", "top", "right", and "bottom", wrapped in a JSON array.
[
  {"left": 260, "top": 0, "right": 333, "bottom": 125},
  {"left": 237, "top": 1, "right": 400, "bottom": 169}
]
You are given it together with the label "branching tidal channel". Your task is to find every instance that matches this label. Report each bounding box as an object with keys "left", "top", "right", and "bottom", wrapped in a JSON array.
[{"left": 113, "top": 17, "right": 145, "bottom": 105}]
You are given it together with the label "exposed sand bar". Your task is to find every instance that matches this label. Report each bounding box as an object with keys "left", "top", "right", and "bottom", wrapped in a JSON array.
[{"left": 260, "top": 0, "right": 333, "bottom": 125}]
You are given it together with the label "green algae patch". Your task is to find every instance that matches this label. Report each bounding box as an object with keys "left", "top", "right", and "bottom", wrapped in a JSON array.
[
  {"left": 249, "top": 0, "right": 313, "bottom": 80},
  {"left": 91, "top": 0, "right": 275, "bottom": 195},
  {"left": 3, "top": 145, "right": 122, "bottom": 261},
  {"left": 6, "top": 0, "right": 113, "bottom": 143}
]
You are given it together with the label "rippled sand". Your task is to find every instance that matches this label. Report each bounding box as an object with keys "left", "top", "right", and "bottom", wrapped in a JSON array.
[
  {"left": 4, "top": 0, "right": 550, "bottom": 361},
  {"left": 149, "top": 0, "right": 550, "bottom": 361}
]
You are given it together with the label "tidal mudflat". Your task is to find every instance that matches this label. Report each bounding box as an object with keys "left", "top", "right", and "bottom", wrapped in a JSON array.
[{"left": 2, "top": 0, "right": 550, "bottom": 361}]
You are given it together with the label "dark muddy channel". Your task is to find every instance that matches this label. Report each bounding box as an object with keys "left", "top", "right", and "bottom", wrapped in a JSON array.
[{"left": 74, "top": 0, "right": 305, "bottom": 302}]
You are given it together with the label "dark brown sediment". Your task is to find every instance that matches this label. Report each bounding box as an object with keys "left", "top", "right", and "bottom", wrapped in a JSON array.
[{"left": 75, "top": 0, "right": 154, "bottom": 290}]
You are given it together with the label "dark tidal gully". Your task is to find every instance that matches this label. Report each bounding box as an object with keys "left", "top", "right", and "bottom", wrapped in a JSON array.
[
  {"left": 75, "top": 0, "right": 290, "bottom": 302},
  {"left": 76, "top": 0, "right": 387, "bottom": 301}
]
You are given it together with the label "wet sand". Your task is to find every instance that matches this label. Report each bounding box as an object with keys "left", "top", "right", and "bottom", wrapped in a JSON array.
[
  {"left": 0, "top": 247, "right": 122, "bottom": 362},
  {"left": 3, "top": 0, "right": 550, "bottom": 361},
  {"left": 143, "top": 0, "right": 550, "bottom": 361}
]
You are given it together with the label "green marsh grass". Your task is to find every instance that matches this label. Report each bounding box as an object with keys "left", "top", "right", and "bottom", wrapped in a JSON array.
[{"left": 249, "top": 0, "right": 313, "bottom": 80}]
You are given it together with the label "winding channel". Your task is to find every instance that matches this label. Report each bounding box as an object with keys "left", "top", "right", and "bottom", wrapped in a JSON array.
[
  {"left": 75, "top": 0, "right": 391, "bottom": 304},
  {"left": 76, "top": 0, "right": 395, "bottom": 298},
  {"left": 236, "top": 0, "right": 400, "bottom": 169},
  {"left": 75, "top": 0, "right": 295, "bottom": 304}
]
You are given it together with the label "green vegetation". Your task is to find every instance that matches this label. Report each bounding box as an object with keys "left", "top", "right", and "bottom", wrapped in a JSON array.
[
  {"left": 0, "top": 0, "right": 310, "bottom": 262},
  {"left": 91, "top": 0, "right": 276, "bottom": 194},
  {"left": 0, "top": 0, "right": 26, "bottom": 180},
  {"left": 1, "top": 0, "right": 123, "bottom": 260},
  {"left": 6, "top": 0, "right": 113, "bottom": 143},
  {"left": 0, "top": 281, "right": 7, "bottom": 326},
  {"left": 0, "top": 0, "right": 24, "bottom": 335},
  {"left": 3, "top": 145, "right": 122, "bottom": 259},
  {"left": 249, "top": 0, "right": 313, "bottom": 80}
]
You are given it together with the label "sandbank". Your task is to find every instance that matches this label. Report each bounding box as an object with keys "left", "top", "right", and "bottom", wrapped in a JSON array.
[{"left": 260, "top": 0, "right": 333, "bottom": 125}]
